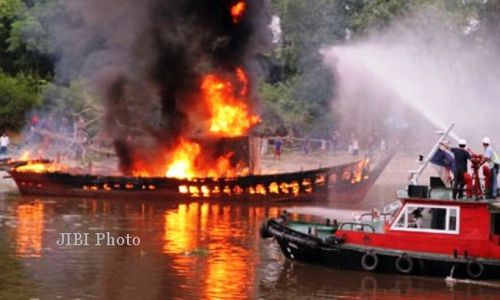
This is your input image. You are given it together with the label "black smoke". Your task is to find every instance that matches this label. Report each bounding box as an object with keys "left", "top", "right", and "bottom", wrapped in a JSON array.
[{"left": 45, "top": 0, "right": 270, "bottom": 175}]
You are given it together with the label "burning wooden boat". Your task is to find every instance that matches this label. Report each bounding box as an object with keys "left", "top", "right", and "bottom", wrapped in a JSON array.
[
  {"left": 261, "top": 124, "right": 500, "bottom": 279},
  {"left": 6, "top": 150, "right": 392, "bottom": 202}
]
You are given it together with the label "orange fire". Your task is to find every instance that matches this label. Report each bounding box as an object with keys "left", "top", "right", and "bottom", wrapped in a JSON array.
[
  {"left": 202, "top": 69, "right": 259, "bottom": 137},
  {"left": 230, "top": 1, "right": 246, "bottom": 24},
  {"left": 15, "top": 162, "right": 68, "bottom": 173},
  {"left": 164, "top": 139, "right": 236, "bottom": 179},
  {"left": 165, "top": 139, "right": 201, "bottom": 179},
  {"left": 14, "top": 151, "right": 68, "bottom": 173},
  {"left": 134, "top": 68, "right": 258, "bottom": 179}
]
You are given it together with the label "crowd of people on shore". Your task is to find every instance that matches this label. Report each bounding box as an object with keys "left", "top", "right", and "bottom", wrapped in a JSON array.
[{"left": 260, "top": 130, "right": 387, "bottom": 160}]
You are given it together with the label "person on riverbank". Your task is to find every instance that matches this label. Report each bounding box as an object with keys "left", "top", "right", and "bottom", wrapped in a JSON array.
[
  {"left": 349, "top": 134, "right": 359, "bottom": 156},
  {"left": 274, "top": 137, "right": 283, "bottom": 160},
  {"left": 482, "top": 137, "right": 499, "bottom": 199},
  {"left": 0, "top": 133, "right": 9, "bottom": 158},
  {"left": 303, "top": 136, "right": 310, "bottom": 155}
]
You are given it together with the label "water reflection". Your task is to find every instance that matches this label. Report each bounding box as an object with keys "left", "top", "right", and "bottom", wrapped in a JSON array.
[
  {"left": 16, "top": 200, "right": 44, "bottom": 258},
  {"left": 259, "top": 251, "right": 500, "bottom": 299},
  {"left": 2, "top": 194, "right": 500, "bottom": 299},
  {"left": 162, "top": 202, "right": 280, "bottom": 299}
]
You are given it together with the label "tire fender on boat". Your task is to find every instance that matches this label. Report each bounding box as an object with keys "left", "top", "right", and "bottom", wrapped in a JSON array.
[
  {"left": 260, "top": 221, "right": 272, "bottom": 239},
  {"left": 361, "top": 251, "right": 379, "bottom": 271},
  {"left": 395, "top": 254, "right": 414, "bottom": 274},
  {"left": 466, "top": 259, "right": 484, "bottom": 279}
]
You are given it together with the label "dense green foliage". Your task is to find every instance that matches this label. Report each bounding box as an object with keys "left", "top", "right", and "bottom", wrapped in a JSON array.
[
  {"left": 0, "top": 0, "right": 53, "bottom": 78},
  {"left": 0, "top": 71, "right": 41, "bottom": 130}
]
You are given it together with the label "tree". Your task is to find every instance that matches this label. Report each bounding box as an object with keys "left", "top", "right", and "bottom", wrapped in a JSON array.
[
  {"left": 0, "top": 71, "right": 42, "bottom": 130},
  {"left": 6, "top": 0, "right": 56, "bottom": 79},
  {"left": 41, "top": 80, "right": 103, "bottom": 138},
  {"left": 259, "top": 0, "right": 349, "bottom": 136},
  {"left": 0, "top": 0, "right": 27, "bottom": 74}
]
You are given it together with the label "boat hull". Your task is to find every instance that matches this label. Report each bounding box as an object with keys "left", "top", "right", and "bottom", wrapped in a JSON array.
[
  {"left": 9, "top": 169, "right": 323, "bottom": 202},
  {"left": 6, "top": 151, "right": 395, "bottom": 202},
  {"left": 262, "top": 218, "right": 500, "bottom": 279}
]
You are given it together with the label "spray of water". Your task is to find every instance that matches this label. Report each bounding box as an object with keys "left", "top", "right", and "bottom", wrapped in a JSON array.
[{"left": 323, "top": 5, "right": 500, "bottom": 149}]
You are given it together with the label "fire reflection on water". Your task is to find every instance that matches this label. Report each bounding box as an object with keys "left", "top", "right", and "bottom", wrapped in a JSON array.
[
  {"left": 163, "top": 202, "right": 279, "bottom": 299},
  {"left": 16, "top": 201, "right": 44, "bottom": 258}
]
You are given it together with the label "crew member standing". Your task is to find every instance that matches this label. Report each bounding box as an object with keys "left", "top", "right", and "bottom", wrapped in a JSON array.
[
  {"left": 0, "top": 133, "right": 9, "bottom": 158},
  {"left": 447, "top": 139, "right": 471, "bottom": 199},
  {"left": 482, "top": 137, "right": 500, "bottom": 198}
]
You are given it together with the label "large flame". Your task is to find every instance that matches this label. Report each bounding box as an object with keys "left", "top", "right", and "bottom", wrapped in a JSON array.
[
  {"left": 130, "top": 68, "right": 259, "bottom": 179},
  {"left": 163, "top": 68, "right": 257, "bottom": 179},
  {"left": 165, "top": 139, "right": 201, "bottom": 179},
  {"left": 202, "top": 68, "right": 259, "bottom": 137},
  {"left": 164, "top": 139, "right": 236, "bottom": 179},
  {"left": 230, "top": 1, "right": 246, "bottom": 24}
]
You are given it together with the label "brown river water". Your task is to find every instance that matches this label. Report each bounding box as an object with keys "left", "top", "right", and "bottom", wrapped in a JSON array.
[{"left": 1, "top": 154, "right": 500, "bottom": 299}]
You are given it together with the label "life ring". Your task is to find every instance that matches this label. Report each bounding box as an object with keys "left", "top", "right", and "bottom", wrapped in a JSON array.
[
  {"left": 466, "top": 260, "right": 484, "bottom": 279},
  {"left": 361, "top": 251, "right": 379, "bottom": 271},
  {"left": 395, "top": 254, "right": 414, "bottom": 274}
]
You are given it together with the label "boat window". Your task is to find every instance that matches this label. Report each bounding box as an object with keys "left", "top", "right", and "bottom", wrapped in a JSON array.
[
  {"left": 394, "top": 210, "right": 407, "bottom": 228},
  {"left": 491, "top": 213, "right": 500, "bottom": 235},
  {"left": 449, "top": 209, "right": 457, "bottom": 231},
  {"left": 391, "top": 204, "right": 459, "bottom": 234}
]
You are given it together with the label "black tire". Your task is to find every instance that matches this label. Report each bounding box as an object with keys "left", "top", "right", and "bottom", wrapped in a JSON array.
[
  {"left": 361, "top": 251, "right": 379, "bottom": 272},
  {"left": 466, "top": 260, "right": 484, "bottom": 279},
  {"left": 260, "top": 221, "right": 272, "bottom": 239},
  {"left": 395, "top": 254, "right": 414, "bottom": 274}
]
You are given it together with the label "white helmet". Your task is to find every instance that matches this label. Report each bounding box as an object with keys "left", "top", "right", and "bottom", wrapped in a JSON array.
[
  {"left": 482, "top": 136, "right": 491, "bottom": 145},
  {"left": 458, "top": 139, "right": 467, "bottom": 146}
]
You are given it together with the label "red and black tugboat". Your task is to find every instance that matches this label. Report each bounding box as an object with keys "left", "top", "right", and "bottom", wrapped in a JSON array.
[{"left": 261, "top": 124, "right": 500, "bottom": 279}]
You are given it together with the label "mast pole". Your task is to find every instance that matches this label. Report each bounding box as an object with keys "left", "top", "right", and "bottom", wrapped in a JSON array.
[{"left": 409, "top": 123, "right": 455, "bottom": 185}]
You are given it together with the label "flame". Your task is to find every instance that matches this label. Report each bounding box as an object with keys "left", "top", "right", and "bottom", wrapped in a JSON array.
[
  {"left": 235, "top": 67, "right": 249, "bottom": 96},
  {"left": 16, "top": 161, "right": 68, "bottom": 173},
  {"left": 164, "top": 139, "right": 235, "bottom": 179},
  {"left": 19, "top": 151, "right": 33, "bottom": 161},
  {"left": 202, "top": 69, "right": 259, "bottom": 137},
  {"left": 165, "top": 139, "right": 201, "bottom": 179},
  {"left": 230, "top": 1, "right": 246, "bottom": 24},
  {"left": 14, "top": 151, "right": 68, "bottom": 173},
  {"left": 135, "top": 68, "right": 258, "bottom": 179}
]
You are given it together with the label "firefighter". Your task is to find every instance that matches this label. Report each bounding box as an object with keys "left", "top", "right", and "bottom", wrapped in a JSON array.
[
  {"left": 482, "top": 137, "right": 500, "bottom": 199},
  {"left": 442, "top": 139, "right": 471, "bottom": 199}
]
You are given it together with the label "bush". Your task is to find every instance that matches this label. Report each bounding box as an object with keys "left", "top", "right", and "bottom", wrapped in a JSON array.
[{"left": 0, "top": 71, "right": 41, "bottom": 130}]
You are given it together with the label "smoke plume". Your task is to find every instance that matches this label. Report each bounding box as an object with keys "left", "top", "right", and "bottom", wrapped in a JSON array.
[{"left": 45, "top": 0, "right": 270, "bottom": 174}]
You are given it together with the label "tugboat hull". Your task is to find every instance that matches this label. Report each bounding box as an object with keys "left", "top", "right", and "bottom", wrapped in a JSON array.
[{"left": 263, "top": 218, "right": 500, "bottom": 279}]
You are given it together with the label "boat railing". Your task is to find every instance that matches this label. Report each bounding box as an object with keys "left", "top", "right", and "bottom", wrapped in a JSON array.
[
  {"left": 339, "top": 222, "right": 376, "bottom": 233},
  {"left": 359, "top": 212, "right": 392, "bottom": 223}
]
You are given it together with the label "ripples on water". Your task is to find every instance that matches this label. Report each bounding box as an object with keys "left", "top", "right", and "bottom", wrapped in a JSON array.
[{"left": 0, "top": 195, "right": 500, "bottom": 299}]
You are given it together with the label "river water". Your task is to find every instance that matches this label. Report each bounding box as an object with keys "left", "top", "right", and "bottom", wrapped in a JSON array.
[{"left": 1, "top": 156, "right": 500, "bottom": 299}]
